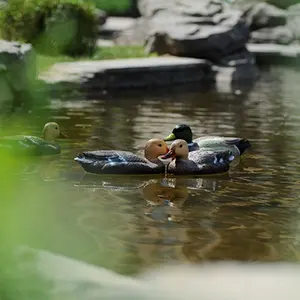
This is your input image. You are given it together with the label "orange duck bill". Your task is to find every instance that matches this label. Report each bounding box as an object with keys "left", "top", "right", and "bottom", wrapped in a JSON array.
[
  {"left": 160, "top": 149, "right": 175, "bottom": 160},
  {"left": 59, "top": 131, "right": 68, "bottom": 138}
]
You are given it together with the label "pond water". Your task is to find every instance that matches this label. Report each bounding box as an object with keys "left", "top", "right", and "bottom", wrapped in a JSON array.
[{"left": 3, "top": 65, "right": 300, "bottom": 275}]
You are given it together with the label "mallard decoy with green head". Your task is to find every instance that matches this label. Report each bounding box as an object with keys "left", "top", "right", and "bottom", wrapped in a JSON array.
[
  {"left": 74, "top": 138, "right": 170, "bottom": 175},
  {"left": 160, "top": 139, "right": 234, "bottom": 175},
  {"left": 164, "top": 124, "right": 251, "bottom": 157},
  {"left": 0, "top": 122, "right": 67, "bottom": 156}
]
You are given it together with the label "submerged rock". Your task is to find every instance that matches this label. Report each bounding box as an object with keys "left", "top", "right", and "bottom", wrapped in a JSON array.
[
  {"left": 15, "top": 247, "right": 300, "bottom": 300},
  {"left": 138, "top": 0, "right": 254, "bottom": 66},
  {"left": 287, "top": 4, "right": 300, "bottom": 41}
]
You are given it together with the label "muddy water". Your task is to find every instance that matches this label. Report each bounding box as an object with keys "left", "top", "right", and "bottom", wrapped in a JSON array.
[{"left": 3, "top": 65, "right": 300, "bottom": 275}]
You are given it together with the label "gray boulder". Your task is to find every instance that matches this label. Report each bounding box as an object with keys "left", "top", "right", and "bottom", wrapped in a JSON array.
[
  {"left": 0, "top": 0, "right": 7, "bottom": 9},
  {"left": 243, "top": 2, "right": 287, "bottom": 30},
  {"left": 287, "top": 4, "right": 300, "bottom": 41},
  {"left": 96, "top": 9, "right": 107, "bottom": 26},
  {"left": 250, "top": 26, "right": 294, "bottom": 44},
  {"left": 242, "top": 3, "right": 295, "bottom": 45},
  {"left": 138, "top": 0, "right": 254, "bottom": 66},
  {"left": 0, "top": 40, "right": 36, "bottom": 112}
]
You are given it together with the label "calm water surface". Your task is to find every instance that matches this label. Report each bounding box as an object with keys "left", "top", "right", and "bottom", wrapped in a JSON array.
[{"left": 4, "top": 65, "right": 300, "bottom": 274}]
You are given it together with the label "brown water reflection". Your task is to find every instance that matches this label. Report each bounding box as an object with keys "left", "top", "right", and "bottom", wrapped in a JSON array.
[{"left": 3, "top": 65, "right": 300, "bottom": 274}]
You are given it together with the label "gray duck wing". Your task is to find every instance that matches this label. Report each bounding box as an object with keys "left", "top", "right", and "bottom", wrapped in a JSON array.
[
  {"left": 223, "top": 137, "right": 251, "bottom": 155},
  {"left": 100, "top": 161, "right": 164, "bottom": 174},
  {"left": 169, "top": 159, "right": 230, "bottom": 175},
  {"left": 75, "top": 150, "right": 147, "bottom": 164},
  {"left": 74, "top": 150, "right": 165, "bottom": 174},
  {"left": 195, "top": 162, "right": 230, "bottom": 175},
  {"left": 189, "top": 149, "right": 235, "bottom": 165},
  {"left": 0, "top": 135, "right": 60, "bottom": 155}
]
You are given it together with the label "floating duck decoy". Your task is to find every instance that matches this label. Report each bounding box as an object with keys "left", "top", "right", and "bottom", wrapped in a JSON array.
[
  {"left": 0, "top": 122, "right": 67, "bottom": 156},
  {"left": 164, "top": 124, "right": 251, "bottom": 156},
  {"left": 74, "top": 138, "right": 169, "bottom": 175},
  {"left": 160, "top": 139, "right": 234, "bottom": 175}
]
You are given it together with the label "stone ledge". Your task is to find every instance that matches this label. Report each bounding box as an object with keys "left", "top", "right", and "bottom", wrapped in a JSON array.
[
  {"left": 40, "top": 43, "right": 300, "bottom": 97},
  {"left": 39, "top": 56, "right": 214, "bottom": 95},
  {"left": 248, "top": 43, "right": 300, "bottom": 57}
]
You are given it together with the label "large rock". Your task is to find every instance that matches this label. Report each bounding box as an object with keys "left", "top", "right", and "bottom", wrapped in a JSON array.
[
  {"left": 114, "top": 18, "right": 149, "bottom": 46},
  {"left": 242, "top": 3, "right": 295, "bottom": 45},
  {"left": 250, "top": 26, "right": 294, "bottom": 44},
  {"left": 243, "top": 2, "right": 287, "bottom": 30},
  {"left": 287, "top": 4, "right": 300, "bottom": 41},
  {"left": 138, "top": 0, "right": 254, "bottom": 66},
  {"left": 96, "top": 9, "right": 107, "bottom": 26},
  {"left": 0, "top": 40, "right": 36, "bottom": 112},
  {"left": 0, "top": 0, "right": 7, "bottom": 8}
]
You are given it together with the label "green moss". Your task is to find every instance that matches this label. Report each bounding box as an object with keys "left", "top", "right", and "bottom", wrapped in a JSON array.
[
  {"left": 92, "top": 45, "right": 150, "bottom": 60},
  {"left": 0, "top": 0, "right": 98, "bottom": 56},
  {"left": 37, "top": 45, "right": 153, "bottom": 73}
]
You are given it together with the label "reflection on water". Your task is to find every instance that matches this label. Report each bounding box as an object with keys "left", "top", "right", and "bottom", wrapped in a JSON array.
[{"left": 2, "top": 65, "right": 300, "bottom": 274}]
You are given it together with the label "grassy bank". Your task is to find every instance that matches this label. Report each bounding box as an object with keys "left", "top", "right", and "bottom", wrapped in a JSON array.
[
  {"left": 93, "top": 0, "right": 132, "bottom": 13},
  {"left": 37, "top": 45, "right": 151, "bottom": 73}
]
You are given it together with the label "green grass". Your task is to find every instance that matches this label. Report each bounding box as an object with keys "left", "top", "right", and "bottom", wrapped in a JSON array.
[
  {"left": 37, "top": 45, "right": 153, "bottom": 73},
  {"left": 93, "top": 0, "right": 131, "bottom": 13}
]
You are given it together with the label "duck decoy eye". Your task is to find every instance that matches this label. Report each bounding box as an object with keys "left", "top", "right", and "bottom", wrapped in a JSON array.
[{"left": 158, "top": 144, "right": 162, "bottom": 147}]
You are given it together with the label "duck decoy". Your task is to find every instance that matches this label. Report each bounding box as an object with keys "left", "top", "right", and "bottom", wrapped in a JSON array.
[
  {"left": 74, "top": 138, "right": 170, "bottom": 175},
  {"left": 160, "top": 139, "right": 234, "bottom": 175},
  {"left": 0, "top": 122, "right": 67, "bottom": 156},
  {"left": 164, "top": 124, "right": 251, "bottom": 156}
]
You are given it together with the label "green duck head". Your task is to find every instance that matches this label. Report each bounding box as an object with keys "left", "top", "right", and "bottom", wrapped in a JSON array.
[
  {"left": 42, "top": 122, "right": 67, "bottom": 141},
  {"left": 164, "top": 124, "right": 193, "bottom": 143}
]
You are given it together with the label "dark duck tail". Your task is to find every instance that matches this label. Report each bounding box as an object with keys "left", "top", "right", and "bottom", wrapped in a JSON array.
[{"left": 224, "top": 138, "right": 251, "bottom": 155}]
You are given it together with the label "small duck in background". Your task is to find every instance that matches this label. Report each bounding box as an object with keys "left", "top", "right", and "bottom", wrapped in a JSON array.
[
  {"left": 74, "top": 138, "right": 170, "bottom": 175},
  {"left": 0, "top": 122, "right": 67, "bottom": 156},
  {"left": 160, "top": 139, "right": 234, "bottom": 175},
  {"left": 163, "top": 124, "right": 251, "bottom": 157}
]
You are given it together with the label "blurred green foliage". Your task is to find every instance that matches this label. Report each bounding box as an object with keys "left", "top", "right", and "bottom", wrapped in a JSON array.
[
  {"left": 0, "top": 0, "right": 99, "bottom": 56},
  {"left": 0, "top": 247, "right": 52, "bottom": 300},
  {"left": 0, "top": 126, "right": 50, "bottom": 300},
  {"left": 0, "top": 3, "right": 145, "bottom": 295}
]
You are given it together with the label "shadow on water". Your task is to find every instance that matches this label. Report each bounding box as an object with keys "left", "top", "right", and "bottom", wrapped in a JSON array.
[{"left": 2, "top": 66, "right": 300, "bottom": 275}]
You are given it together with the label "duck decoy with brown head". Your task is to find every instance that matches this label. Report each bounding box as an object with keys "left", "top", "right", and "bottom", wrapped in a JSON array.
[
  {"left": 160, "top": 139, "right": 234, "bottom": 175},
  {"left": 74, "top": 138, "right": 170, "bottom": 175}
]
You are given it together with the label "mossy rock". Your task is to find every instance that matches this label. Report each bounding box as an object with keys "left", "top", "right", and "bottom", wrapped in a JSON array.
[{"left": 0, "top": 0, "right": 98, "bottom": 57}]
